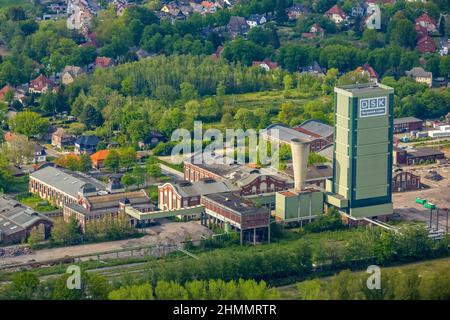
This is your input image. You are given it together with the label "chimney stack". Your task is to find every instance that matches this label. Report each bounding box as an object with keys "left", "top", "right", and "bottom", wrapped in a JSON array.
[{"left": 290, "top": 138, "right": 310, "bottom": 192}]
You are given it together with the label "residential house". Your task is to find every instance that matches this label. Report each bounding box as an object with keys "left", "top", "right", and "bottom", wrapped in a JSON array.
[
  {"left": 324, "top": 5, "right": 348, "bottom": 24},
  {"left": 74, "top": 135, "right": 100, "bottom": 155},
  {"left": 227, "top": 16, "right": 249, "bottom": 37},
  {"left": 211, "top": 45, "right": 224, "bottom": 61},
  {"left": 137, "top": 131, "right": 167, "bottom": 150},
  {"left": 405, "top": 67, "right": 433, "bottom": 87},
  {"left": 416, "top": 34, "right": 436, "bottom": 53},
  {"left": 95, "top": 56, "right": 113, "bottom": 69},
  {"left": 29, "top": 74, "right": 55, "bottom": 94},
  {"left": 90, "top": 149, "right": 109, "bottom": 169},
  {"left": 246, "top": 14, "right": 267, "bottom": 28},
  {"left": 439, "top": 37, "right": 449, "bottom": 56},
  {"left": 32, "top": 143, "right": 47, "bottom": 164},
  {"left": 415, "top": 13, "right": 437, "bottom": 33},
  {"left": 136, "top": 48, "right": 151, "bottom": 60},
  {"left": 351, "top": 2, "right": 365, "bottom": 17},
  {"left": 52, "top": 128, "right": 75, "bottom": 148},
  {"left": 353, "top": 63, "right": 379, "bottom": 83},
  {"left": 301, "top": 61, "right": 326, "bottom": 77},
  {"left": 61, "top": 65, "right": 84, "bottom": 85},
  {"left": 252, "top": 59, "right": 278, "bottom": 71},
  {"left": 286, "top": 4, "right": 310, "bottom": 20},
  {"left": 309, "top": 23, "right": 324, "bottom": 37}
]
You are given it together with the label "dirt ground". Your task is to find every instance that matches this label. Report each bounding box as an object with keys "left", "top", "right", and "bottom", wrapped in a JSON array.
[
  {"left": 0, "top": 220, "right": 212, "bottom": 266},
  {"left": 393, "top": 164, "right": 450, "bottom": 230}
]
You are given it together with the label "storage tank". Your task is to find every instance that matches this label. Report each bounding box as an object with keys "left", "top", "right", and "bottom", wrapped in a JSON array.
[{"left": 290, "top": 138, "right": 311, "bottom": 192}]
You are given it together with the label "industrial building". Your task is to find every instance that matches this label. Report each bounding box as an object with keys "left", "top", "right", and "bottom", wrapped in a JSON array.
[
  {"left": 326, "top": 83, "right": 395, "bottom": 219},
  {"left": 392, "top": 170, "right": 421, "bottom": 192},
  {"left": 394, "top": 147, "right": 445, "bottom": 165},
  {"left": 393, "top": 117, "right": 423, "bottom": 133},
  {"left": 63, "top": 190, "right": 154, "bottom": 231},
  {"left": 0, "top": 195, "right": 53, "bottom": 244},
  {"left": 201, "top": 192, "right": 271, "bottom": 245}
]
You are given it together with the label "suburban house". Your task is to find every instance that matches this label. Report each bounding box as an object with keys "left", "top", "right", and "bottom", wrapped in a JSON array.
[
  {"left": 286, "top": 4, "right": 310, "bottom": 20},
  {"left": 51, "top": 128, "right": 75, "bottom": 149},
  {"left": 32, "top": 143, "right": 47, "bottom": 164},
  {"left": 252, "top": 59, "right": 278, "bottom": 71},
  {"left": 324, "top": 5, "right": 348, "bottom": 24},
  {"left": 0, "top": 195, "right": 52, "bottom": 245},
  {"left": 61, "top": 65, "right": 85, "bottom": 85},
  {"left": 416, "top": 34, "right": 437, "bottom": 53},
  {"left": 246, "top": 14, "right": 267, "bottom": 28},
  {"left": 405, "top": 67, "right": 433, "bottom": 87},
  {"left": 415, "top": 13, "right": 437, "bottom": 33},
  {"left": 227, "top": 16, "right": 249, "bottom": 37},
  {"left": 74, "top": 135, "right": 100, "bottom": 155},
  {"left": 353, "top": 63, "right": 379, "bottom": 82},
  {"left": 301, "top": 61, "right": 326, "bottom": 77},
  {"left": 309, "top": 23, "right": 324, "bottom": 37},
  {"left": 90, "top": 149, "right": 109, "bottom": 169},
  {"left": 29, "top": 74, "right": 56, "bottom": 94},
  {"left": 95, "top": 56, "right": 114, "bottom": 69}
]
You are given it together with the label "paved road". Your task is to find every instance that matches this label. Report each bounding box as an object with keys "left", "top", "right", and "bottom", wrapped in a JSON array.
[{"left": 0, "top": 221, "right": 212, "bottom": 266}]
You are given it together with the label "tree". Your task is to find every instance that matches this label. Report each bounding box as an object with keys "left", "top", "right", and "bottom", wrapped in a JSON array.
[
  {"left": 0, "top": 154, "right": 12, "bottom": 192},
  {"left": 154, "top": 281, "right": 188, "bottom": 300},
  {"left": 109, "top": 283, "right": 154, "bottom": 300},
  {"left": 388, "top": 19, "right": 416, "bottom": 49},
  {"left": 1, "top": 133, "right": 33, "bottom": 167},
  {"left": 121, "top": 173, "right": 136, "bottom": 188},
  {"left": 79, "top": 154, "right": 93, "bottom": 172},
  {"left": 119, "top": 147, "right": 137, "bottom": 171},
  {"left": 180, "top": 82, "right": 199, "bottom": 101},
  {"left": 4, "top": 272, "right": 40, "bottom": 300},
  {"left": 27, "top": 227, "right": 44, "bottom": 249},
  {"left": 8, "top": 111, "right": 50, "bottom": 138},
  {"left": 146, "top": 162, "right": 162, "bottom": 180},
  {"left": 51, "top": 217, "right": 82, "bottom": 245},
  {"left": 104, "top": 149, "right": 121, "bottom": 173}
]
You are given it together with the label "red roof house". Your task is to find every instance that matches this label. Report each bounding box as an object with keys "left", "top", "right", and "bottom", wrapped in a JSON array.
[
  {"left": 90, "top": 149, "right": 110, "bottom": 169},
  {"left": 29, "top": 74, "right": 55, "bottom": 94},
  {"left": 415, "top": 13, "right": 437, "bottom": 33},
  {"left": 417, "top": 34, "right": 436, "bottom": 53},
  {"left": 95, "top": 56, "right": 113, "bottom": 68},
  {"left": 324, "top": 5, "right": 347, "bottom": 24}
]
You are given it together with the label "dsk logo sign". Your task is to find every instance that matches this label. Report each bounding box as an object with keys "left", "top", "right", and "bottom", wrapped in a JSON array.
[{"left": 360, "top": 96, "right": 387, "bottom": 118}]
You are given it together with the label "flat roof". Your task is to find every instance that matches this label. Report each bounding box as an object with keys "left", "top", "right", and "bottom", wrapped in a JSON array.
[
  {"left": 407, "top": 147, "right": 444, "bottom": 158},
  {"left": 202, "top": 192, "right": 269, "bottom": 216},
  {"left": 334, "top": 83, "right": 394, "bottom": 96}
]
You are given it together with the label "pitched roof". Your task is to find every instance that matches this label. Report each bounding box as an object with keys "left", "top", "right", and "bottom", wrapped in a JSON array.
[
  {"left": 295, "top": 120, "right": 334, "bottom": 138},
  {"left": 91, "top": 149, "right": 110, "bottom": 162},
  {"left": 95, "top": 56, "right": 113, "bottom": 68},
  {"left": 3, "top": 131, "right": 15, "bottom": 142},
  {"left": 417, "top": 35, "right": 436, "bottom": 53},
  {"left": 29, "top": 166, "right": 106, "bottom": 198},
  {"left": 260, "top": 123, "right": 313, "bottom": 144},
  {"left": 252, "top": 59, "right": 278, "bottom": 69},
  {"left": 405, "top": 67, "right": 432, "bottom": 78},
  {"left": 394, "top": 117, "right": 423, "bottom": 124},
  {"left": 415, "top": 13, "right": 436, "bottom": 26},
  {"left": 363, "top": 63, "right": 378, "bottom": 79},
  {"left": 75, "top": 135, "right": 99, "bottom": 147},
  {"left": 164, "top": 179, "right": 237, "bottom": 198},
  {"left": 30, "top": 74, "right": 54, "bottom": 91},
  {"left": 325, "top": 4, "right": 347, "bottom": 18}
]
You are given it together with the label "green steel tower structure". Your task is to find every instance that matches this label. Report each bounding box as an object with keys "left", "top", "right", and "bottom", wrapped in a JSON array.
[{"left": 326, "top": 83, "right": 395, "bottom": 218}]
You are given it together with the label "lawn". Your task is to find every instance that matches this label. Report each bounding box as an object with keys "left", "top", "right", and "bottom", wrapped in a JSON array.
[
  {"left": 15, "top": 193, "right": 59, "bottom": 213},
  {"left": 278, "top": 256, "right": 450, "bottom": 300}
]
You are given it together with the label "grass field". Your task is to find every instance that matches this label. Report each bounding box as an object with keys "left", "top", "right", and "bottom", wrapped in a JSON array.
[
  {"left": 0, "top": 0, "right": 29, "bottom": 8},
  {"left": 278, "top": 256, "right": 450, "bottom": 300},
  {"left": 15, "top": 193, "right": 59, "bottom": 213}
]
